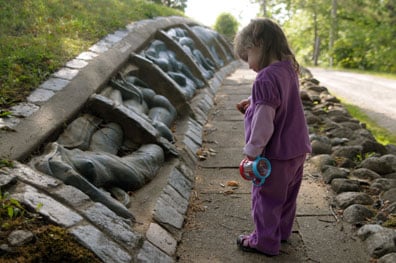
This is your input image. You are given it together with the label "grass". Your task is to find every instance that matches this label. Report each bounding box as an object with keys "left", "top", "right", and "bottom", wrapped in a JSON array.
[
  {"left": 0, "top": 0, "right": 183, "bottom": 109},
  {"left": 342, "top": 100, "right": 396, "bottom": 146}
]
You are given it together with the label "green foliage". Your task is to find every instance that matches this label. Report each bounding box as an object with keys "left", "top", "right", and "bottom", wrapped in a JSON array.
[
  {"left": 151, "top": 0, "right": 187, "bottom": 11},
  {"left": 253, "top": 0, "right": 396, "bottom": 73},
  {"left": 214, "top": 13, "right": 239, "bottom": 42},
  {"left": 0, "top": 159, "right": 14, "bottom": 168},
  {"left": 342, "top": 100, "right": 396, "bottom": 146},
  {"left": 0, "top": 190, "right": 24, "bottom": 222},
  {"left": 0, "top": 0, "right": 183, "bottom": 109}
]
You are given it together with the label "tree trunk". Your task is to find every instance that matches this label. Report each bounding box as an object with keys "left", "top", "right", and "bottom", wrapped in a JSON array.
[
  {"left": 329, "top": 0, "right": 338, "bottom": 67},
  {"left": 262, "top": 0, "right": 267, "bottom": 17},
  {"left": 312, "top": 11, "right": 320, "bottom": 66}
]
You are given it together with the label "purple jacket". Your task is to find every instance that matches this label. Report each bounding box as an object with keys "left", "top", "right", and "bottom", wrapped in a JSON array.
[{"left": 244, "top": 60, "right": 311, "bottom": 160}]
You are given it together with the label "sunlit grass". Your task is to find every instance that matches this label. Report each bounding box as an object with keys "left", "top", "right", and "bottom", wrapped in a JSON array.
[
  {"left": 341, "top": 101, "right": 396, "bottom": 146},
  {"left": 0, "top": 0, "right": 183, "bottom": 108}
]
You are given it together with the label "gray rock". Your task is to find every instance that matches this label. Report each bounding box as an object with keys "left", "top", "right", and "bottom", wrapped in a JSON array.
[
  {"left": 354, "top": 138, "right": 387, "bottom": 155},
  {"left": 53, "top": 67, "right": 79, "bottom": 80},
  {"left": 153, "top": 195, "right": 184, "bottom": 230},
  {"left": 330, "top": 137, "right": 349, "bottom": 146},
  {"left": 339, "top": 121, "right": 361, "bottom": 130},
  {"left": 382, "top": 172, "right": 396, "bottom": 179},
  {"left": 309, "top": 154, "right": 336, "bottom": 172},
  {"left": 70, "top": 225, "right": 131, "bottom": 263},
  {"left": 357, "top": 224, "right": 384, "bottom": 240},
  {"left": 380, "top": 154, "right": 396, "bottom": 172},
  {"left": 378, "top": 253, "right": 396, "bottom": 263},
  {"left": 331, "top": 179, "right": 360, "bottom": 193},
  {"left": 136, "top": 241, "right": 174, "bottom": 263},
  {"left": 8, "top": 230, "right": 34, "bottom": 246},
  {"left": 382, "top": 188, "right": 396, "bottom": 203},
  {"left": 10, "top": 102, "right": 40, "bottom": 118},
  {"left": 371, "top": 178, "right": 396, "bottom": 192},
  {"left": 350, "top": 168, "right": 381, "bottom": 182},
  {"left": 332, "top": 145, "right": 362, "bottom": 160},
  {"left": 83, "top": 203, "right": 140, "bottom": 248},
  {"left": 146, "top": 223, "right": 177, "bottom": 256},
  {"left": 360, "top": 157, "right": 393, "bottom": 175},
  {"left": 66, "top": 59, "right": 89, "bottom": 69},
  {"left": 342, "top": 204, "right": 374, "bottom": 224},
  {"left": 386, "top": 144, "right": 396, "bottom": 155},
  {"left": 384, "top": 202, "right": 396, "bottom": 214},
  {"left": 0, "top": 173, "right": 17, "bottom": 188},
  {"left": 13, "top": 184, "right": 83, "bottom": 228},
  {"left": 311, "top": 140, "right": 332, "bottom": 155},
  {"left": 27, "top": 88, "right": 55, "bottom": 104},
  {"left": 322, "top": 165, "right": 349, "bottom": 184},
  {"left": 305, "top": 112, "right": 321, "bottom": 125},
  {"left": 358, "top": 225, "right": 396, "bottom": 258},
  {"left": 0, "top": 244, "right": 12, "bottom": 253},
  {"left": 39, "top": 77, "right": 69, "bottom": 91},
  {"left": 326, "top": 127, "right": 354, "bottom": 139},
  {"left": 335, "top": 192, "right": 374, "bottom": 209}
]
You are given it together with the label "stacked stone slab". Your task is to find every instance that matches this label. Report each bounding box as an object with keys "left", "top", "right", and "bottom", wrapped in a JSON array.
[
  {"left": 301, "top": 72, "right": 396, "bottom": 261},
  {"left": 0, "top": 16, "right": 241, "bottom": 262}
]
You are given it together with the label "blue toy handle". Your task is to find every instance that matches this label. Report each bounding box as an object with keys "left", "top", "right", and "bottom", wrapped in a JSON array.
[{"left": 252, "top": 156, "right": 272, "bottom": 186}]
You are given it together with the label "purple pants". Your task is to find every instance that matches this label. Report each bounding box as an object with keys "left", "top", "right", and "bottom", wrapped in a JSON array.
[{"left": 248, "top": 154, "right": 306, "bottom": 255}]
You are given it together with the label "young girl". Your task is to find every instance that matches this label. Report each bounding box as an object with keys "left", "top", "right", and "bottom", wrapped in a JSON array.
[{"left": 234, "top": 18, "right": 311, "bottom": 256}]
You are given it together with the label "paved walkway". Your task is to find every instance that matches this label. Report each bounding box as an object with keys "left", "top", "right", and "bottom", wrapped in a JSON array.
[{"left": 176, "top": 65, "right": 371, "bottom": 263}]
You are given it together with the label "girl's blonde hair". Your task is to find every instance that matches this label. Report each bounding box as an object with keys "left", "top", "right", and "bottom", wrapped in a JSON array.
[{"left": 234, "top": 18, "right": 299, "bottom": 73}]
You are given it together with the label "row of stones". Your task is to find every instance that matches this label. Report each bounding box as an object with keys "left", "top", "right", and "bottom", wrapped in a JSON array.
[{"left": 300, "top": 74, "right": 396, "bottom": 262}]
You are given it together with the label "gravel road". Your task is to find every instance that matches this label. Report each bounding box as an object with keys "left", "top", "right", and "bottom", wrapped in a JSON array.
[{"left": 308, "top": 67, "right": 396, "bottom": 134}]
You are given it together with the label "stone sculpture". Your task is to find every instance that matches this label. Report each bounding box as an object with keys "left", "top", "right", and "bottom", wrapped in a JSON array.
[
  {"left": 166, "top": 27, "right": 216, "bottom": 80},
  {"left": 142, "top": 39, "right": 204, "bottom": 100},
  {"left": 105, "top": 75, "right": 176, "bottom": 142},
  {"left": 190, "top": 26, "right": 226, "bottom": 67},
  {"left": 30, "top": 114, "right": 166, "bottom": 219}
]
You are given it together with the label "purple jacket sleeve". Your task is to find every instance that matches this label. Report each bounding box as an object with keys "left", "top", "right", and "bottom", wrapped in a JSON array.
[{"left": 243, "top": 104, "right": 275, "bottom": 158}]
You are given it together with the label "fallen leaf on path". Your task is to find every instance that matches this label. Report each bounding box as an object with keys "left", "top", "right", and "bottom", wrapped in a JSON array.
[{"left": 227, "top": 180, "right": 239, "bottom": 187}]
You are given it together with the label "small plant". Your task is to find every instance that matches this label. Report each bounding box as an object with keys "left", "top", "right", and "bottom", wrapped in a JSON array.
[
  {"left": 0, "top": 159, "right": 14, "bottom": 168},
  {"left": 355, "top": 152, "right": 376, "bottom": 163},
  {"left": 0, "top": 110, "right": 12, "bottom": 118},
  {"left": 0, "top": 190, "right": 25, "bottom": 222}
]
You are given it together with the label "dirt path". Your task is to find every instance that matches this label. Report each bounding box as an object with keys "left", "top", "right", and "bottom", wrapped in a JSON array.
[{"left": 308, "top": 67, "right": 396, "bottom": 134}]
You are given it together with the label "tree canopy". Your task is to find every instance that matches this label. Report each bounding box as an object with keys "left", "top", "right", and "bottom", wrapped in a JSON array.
[
  {"left": 252, "top": 0, "right": 396, "bottom": 73},
  {"left": 151, "top": 0, "right": 187, "bottom": 11},
  {"left": 214, "top": 13, "right": 239, "bottom": 43}
]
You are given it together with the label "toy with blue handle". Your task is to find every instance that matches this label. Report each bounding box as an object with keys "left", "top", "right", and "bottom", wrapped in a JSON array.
[
  {"left": 239, "top": 156, "right": 271, "bottom": 186},
  {"left": 252, "top": 156, "right": 271, "bottom": 186}
]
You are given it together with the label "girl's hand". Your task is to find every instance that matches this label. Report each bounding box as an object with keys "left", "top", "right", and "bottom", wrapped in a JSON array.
[
  {"left": 246, "top": 155, "right": 256, "bottom": 161},
  {"left": 236, "top": 98, "right": 250, "bottom": 114}
]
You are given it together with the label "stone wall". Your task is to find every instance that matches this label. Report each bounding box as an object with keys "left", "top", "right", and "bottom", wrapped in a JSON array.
[{"left": 0, "top": 16, "right": 241, "bottom": 262}]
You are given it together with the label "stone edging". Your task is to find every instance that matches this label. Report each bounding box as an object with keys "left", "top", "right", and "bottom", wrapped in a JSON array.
[{"left": 301, "top": 74, "right": 396, "bottom": 261}]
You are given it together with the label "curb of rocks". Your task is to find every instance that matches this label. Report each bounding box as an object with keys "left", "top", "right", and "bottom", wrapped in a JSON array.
[
  {"left": 0, "top": 16, "right": 241, "bottom": 262},
  {"left": 301, "top": 72, "right": 396, "bottom": 262}
]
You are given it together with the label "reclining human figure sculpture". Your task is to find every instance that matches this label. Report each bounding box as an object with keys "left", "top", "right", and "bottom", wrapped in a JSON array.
[
  {"left": 104, "top": 75, "right": 176, "bottom": 142},
  {"left": 190, "top": 26, "right": 227, "bottom": 67},
  {"left": 142, "top": 39, "right": 204, "bottom": 100},
  {"left": 30, "top": 114, "right": 165, "bottom": 220},
  {"left": 166, "top": 27, "right": 216, "bottom": 80}
]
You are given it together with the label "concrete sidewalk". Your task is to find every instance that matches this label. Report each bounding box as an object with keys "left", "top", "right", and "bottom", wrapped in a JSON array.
[{"left": 176, "top": 65, "right": 370, "bottom": 262}]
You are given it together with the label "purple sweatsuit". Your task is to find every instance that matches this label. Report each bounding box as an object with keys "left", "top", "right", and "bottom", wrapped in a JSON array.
[{"left": 243, "top": 60, "right": 311, "bottom": 255}]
